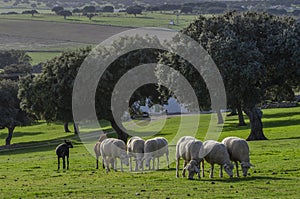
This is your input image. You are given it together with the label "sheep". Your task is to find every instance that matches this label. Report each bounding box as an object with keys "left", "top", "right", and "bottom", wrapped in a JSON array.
[
  {"left": 100, "top": 138, "right": 129, "bottom": 172},
  {"left": 200, "top": 140, "right": 234, "bottom": 178},
  {"left": 94, "top": 134, "right": 109, "bottom": 169},
  {"left": 175, "top": 136, "right": 204, "bottom": 180},
  {"left": 222, "top": 136, "right": 253, "bottom": 177},
  {"left": 55, "top": 140, "right": 73, "bottom": 170},
  {"left": 127, "top": 136, "right": 145, "bottom": 172},
  {"left": 144, "top": 137, "right": 169, "bottom": 170}
]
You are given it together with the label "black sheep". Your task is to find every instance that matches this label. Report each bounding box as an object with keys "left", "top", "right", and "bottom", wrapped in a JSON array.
[{"left": 56, "top": 140, "right": 73, "bottom": 170}]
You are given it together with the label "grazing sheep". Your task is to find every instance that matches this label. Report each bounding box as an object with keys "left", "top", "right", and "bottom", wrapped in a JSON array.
[
  {"left": 94, "top": 134, "right": 109, "bottom": 169},
  {"left": 100, "top": 138, "right": 129, "bottom": 172},
  {"left": 200, "top": 140, "right": 233, "bottom": 178},
  {"left": 175, "top": 136, "right": 203, "bottom": 180},
  {"left": 56, "top": 140, "right": 73, "bottom": 170},
  {"left": 222, "top": 136, "right": 253, "bottom": 177},
  {"left": 144, "top": 137, "right": 169, "bottom": 170},
  {"left": 127, "top": 136, "right": 145, "bottom": 172}
]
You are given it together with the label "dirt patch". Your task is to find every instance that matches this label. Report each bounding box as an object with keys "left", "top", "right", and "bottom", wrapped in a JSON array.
[{"left": 0, "top": 19, "right": 131, "bottom": 50}]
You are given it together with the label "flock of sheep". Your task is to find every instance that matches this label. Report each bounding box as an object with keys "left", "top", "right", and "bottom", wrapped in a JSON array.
[{"left": 56, "top": 135, "right": 253, "bottom": 180}]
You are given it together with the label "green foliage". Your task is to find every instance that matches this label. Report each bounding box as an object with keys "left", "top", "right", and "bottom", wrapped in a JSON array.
[
  {"left": 58, "top": 10, "right": 72, "bottom": 20},
  {"left": 3, "top": 63, "right": 31, "bottom": 74},
  {"left": 0, "top": 79, "right": 31, "bottom": 145},
  {"left": 18, "top": 47, "right": 91, "bottom": 123},
  {"left": 51, "top": 6, "right": 64, "bottom": 14},
  {"left": 0, "top": 50, "right": 31, "bottom": 69},
  {"left": 126, "top": 6, "right": 143, "bottom": 16},
  {"left": 159, "top": 11, "right": 300, "bottom": 140}
]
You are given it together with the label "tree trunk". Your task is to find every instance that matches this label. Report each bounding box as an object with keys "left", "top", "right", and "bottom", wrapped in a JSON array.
[
  {"left": 244, "top": 106, "right": 267, "bottom": 141},
  {"left": 5, "top": 126, "right": 15, "bottom": 146},
  {"left": 110, "top": 119, "right": 128, "bottom": 143},
  {"left": 237, "top": 104, "right": 246, "bottom": 126},
  {"left": 73, "top": 123, "right": 79, "bottom": 135},
  {"left": 217, "top": 110, "right": 224, "bottom": 124},
  {"left": 64, "top": 122, "right": 71, "bottom": 133}
]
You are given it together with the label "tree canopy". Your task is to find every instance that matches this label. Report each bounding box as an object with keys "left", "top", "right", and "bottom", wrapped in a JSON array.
[
  {"left": 0, "top": 79, "right": 31, "bottom": 145},
  {"left": 19, "top": 48, "right": 90, "bottom": 134},
  {"left": 0, "top": 50, "right": 31, "bottom": 69},
  {"left": 160, "top": 11, "right": 300, "bottom": 140},
  {"left": 126, "top": 6, "right": 143, "bottom": 16}
]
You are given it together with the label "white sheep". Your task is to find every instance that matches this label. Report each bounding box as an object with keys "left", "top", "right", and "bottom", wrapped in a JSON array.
[
  {"left": 100, "top": 138, "right": 129, "bottom": 172},
  {"left": 144, "top": 137, "right": 169, "bottom": 170},
  {"left": 222, "top": 136, "right": 253, "bottom": 177},
  {"left": 175, "top": 136, "right": 204, "bottom": 180},
  {"left": 127, "top": 136, "right": 145, "bottom": 171},
  {"left": 94, "top": 134, "right": 108, "bottom": 169},
  {"left": 200, "top": 140, "right": 234, "bottom": 178}
]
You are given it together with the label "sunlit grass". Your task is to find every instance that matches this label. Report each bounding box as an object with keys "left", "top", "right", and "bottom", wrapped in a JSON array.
[{"left": 0, "top": 105, "right": 299, "bottom": 198}]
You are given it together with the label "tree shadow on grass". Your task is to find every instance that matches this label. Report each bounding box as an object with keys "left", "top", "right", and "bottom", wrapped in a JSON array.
[
  {"left": 222, "top": 118, "right": 300, "bottom": 132},
  {"left": 0, "top": 134, "right": 81, "bottom": 155},
  {"left": 0, "top": 125, "right": 118, "bottom": 155},
  {"left": 0, "top": 131, "right": 43, "bottom": 139},
  {"left": 198, "top": 176, "right": 292, "bottom": 183},
  {"left": 263, "top": 119, "right": 300, "bottom": 129},
  {"left": 270, "top": 136, "right": 300, "bottom": 141},
  {"left": 263, "top": 111, "right": 300, "bottom": 119}
]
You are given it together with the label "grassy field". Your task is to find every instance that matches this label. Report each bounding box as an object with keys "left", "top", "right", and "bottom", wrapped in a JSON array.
[
  {"left": 0, "top": 12, "right": 198, "bottom": 30},
  {"left": 0, "top": 12, "right": 199, "bottom": 63},
  {"left": 27, "top": 51, "right": 61, "bottom": 65},
  {"left": 0, "top": 106, "right": 299, "bottom": 198}
]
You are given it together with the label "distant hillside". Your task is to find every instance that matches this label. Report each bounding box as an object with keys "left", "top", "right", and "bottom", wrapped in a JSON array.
[{"left": 2, "top": 0, "right": 299, "bottom": 10}]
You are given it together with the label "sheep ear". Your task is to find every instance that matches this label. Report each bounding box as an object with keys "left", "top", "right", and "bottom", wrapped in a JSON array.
[{"left": 250, "top": 163, "right": 255, "bottom": 167}]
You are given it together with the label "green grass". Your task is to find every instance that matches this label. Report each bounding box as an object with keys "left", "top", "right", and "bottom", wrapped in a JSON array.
[
  {"left": 0, "top": 106, "right": 299, "bottom": 198},
  {"left": 27, "top": 51, "right": 62, "bottom": 65},
  {"left": 0, "top": 12, "right": 198, "bottom": 30}
]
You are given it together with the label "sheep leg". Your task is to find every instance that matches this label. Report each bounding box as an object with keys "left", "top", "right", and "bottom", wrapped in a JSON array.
[
  {"left": 102, "top": 158, "right": 105, "bottom": 169},
  {"left": 182, "top": 161, "right": 187, "bottom": 178},
  {"left": 176, "top": 158, "right": 180, "bottom": 178},
  {"left": 157, "top": 157, "right": 160, "bottom": 170},
  {"left": 57, "top": 157, "right": 60, "bottom": 170},
  {"left": 114, "top": 158, "right": 117, "bottom": 171},
  {"left": 210, "top": 164, "right": 214, "bottom": 178},
  {"left": 166, "top": 154, "right": 170, "bottom": 169},
  {"left": 120, "top": 159, "right": 124, "bottom": 172},
  {"left": 67, "top": 155, "right": 69, "bottom": 170},
  {"left": 129, "top": 156, "right": 133, "bottom": 172},
  {"left": 96, "top": 155, "right": 99, "bottom": 169},
  {"left": 201, "top": 160, "right": 205, "bottom": 178},
  {"left": 152, "top": 158, "right": 155, "bottom": 170},
  {"left": 62, "top": 156, "right": 66, "bottom": 169},
  {"left": 103, "top": 156, "right": 110, "bottom": 173},
  {"left": 235, "top": 161, "right": 240, "bottom": 177},
  {"left": 220, "top": 165, "right": 223, "bottom": 178},
  {"left": 135, "top": 158, "right": 138, "bottom": 172},
  {"left": 110, "top": 158, "right": 114, "bottom": 169},
  {"left": 197, "top": 163, "right": 201, "bottom": 179}
]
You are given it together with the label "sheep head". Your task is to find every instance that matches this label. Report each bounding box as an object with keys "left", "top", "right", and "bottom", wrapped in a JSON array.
[
  {"left": 184, "top": 160, "right": 200, "bottom": 180},
  {"left": 64, "top": 140, "right": 73, "bottom": 148},
  {"left": 223, "top": 163, "right": 234, "bottom": 178},
  {"left": 241, "top": 162, "right": 253, "bottom": 177}
]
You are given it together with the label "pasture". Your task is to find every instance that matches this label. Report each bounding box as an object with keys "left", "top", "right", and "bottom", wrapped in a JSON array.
[
  {"left": 0, "top": 12, "right": 198, "bottom": 30},
  {"left": 0, "top": 106, "right": 299, "bottom": 198}
]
